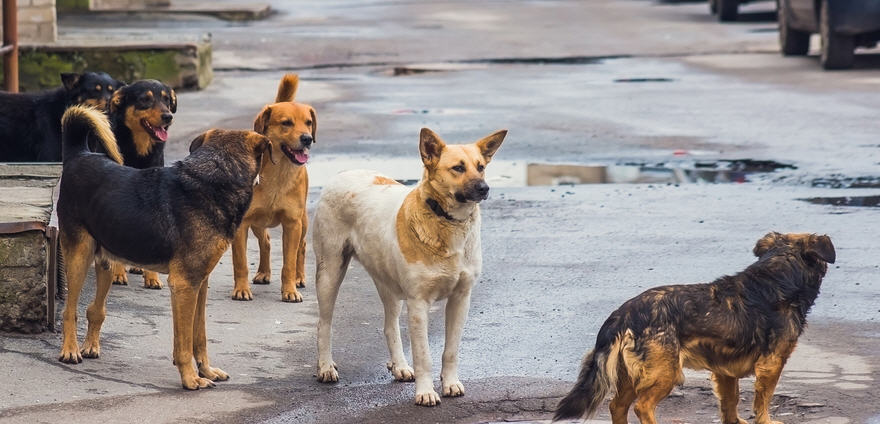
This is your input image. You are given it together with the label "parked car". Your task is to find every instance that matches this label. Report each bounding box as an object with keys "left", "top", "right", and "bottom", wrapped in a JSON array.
[
  {"left": 778, "top": 0, "right": 880, "bottom": 69},
  {"left": 709, "top": 0, "right": 762, "bottom": 22}
]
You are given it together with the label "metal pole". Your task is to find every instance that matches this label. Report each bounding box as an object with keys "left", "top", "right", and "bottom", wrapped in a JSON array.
[{"left": 2, "top": 0, "right": 19, "bottom": 93}]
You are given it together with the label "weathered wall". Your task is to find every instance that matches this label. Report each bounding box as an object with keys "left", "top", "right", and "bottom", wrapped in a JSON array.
[
  {"left": 0, "top": 231, "right": 48, "bottom": 334},
  {"left": 0, "top": 0, "right": 58, "bottom": 43}
]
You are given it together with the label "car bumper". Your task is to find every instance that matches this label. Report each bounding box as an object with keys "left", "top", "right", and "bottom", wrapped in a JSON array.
[{"left": 830, "top": 0, "right": 880, "bottom": 34}]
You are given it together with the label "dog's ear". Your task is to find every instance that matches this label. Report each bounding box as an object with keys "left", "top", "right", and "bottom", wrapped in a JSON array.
[
  {"left": 61, "top": 73, "right": 81, "bottom": 91},
  {"left": 476, "top": 129, "right": 507, "bottom": 163},
  {"left": 189, "top": 131, "right": 209, "bottom": 153},
  {"left": 254, "top": 106, "right": 272, "bottom": 134},
  {"left": 419, "top": 128, "right": 446, "bottom": 169},
  {"left": 275, "top": 74, "right": 299, "bottom": 103},
  {"left": 249, "top": 132, "right": 275, "bottom": 165},
  {"left": 753, "top": 232, "right": 783, "bottom": 257},
  {"left": 309, "top": 106, "right": 317, "bottom": 144},
  {"left": 806, "top": 234, "right": 835, "bottom": 264},
  {"left": 168, "top": 88, "right": 178, "bottom": 113},
  {"left": 109, "top": 88, "right": 125, "bottom": 114}
]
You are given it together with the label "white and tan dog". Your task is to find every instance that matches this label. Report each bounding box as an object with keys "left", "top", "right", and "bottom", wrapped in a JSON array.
[{"left": 313, "top": 127, "right": 507, "bottom": 406}]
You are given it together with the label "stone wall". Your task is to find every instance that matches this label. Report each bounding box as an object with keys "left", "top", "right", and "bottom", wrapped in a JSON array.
[
  {"left": 0, "top": 231, "right": 49, "bottom": 333},
  {"left": 0, "top": 0, "right": 58, "bottom": 43}
]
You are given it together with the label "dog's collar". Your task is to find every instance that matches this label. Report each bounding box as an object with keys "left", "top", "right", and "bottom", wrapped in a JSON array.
[{"left": 425, "top": 198, "right": 458, "bottom": 222}]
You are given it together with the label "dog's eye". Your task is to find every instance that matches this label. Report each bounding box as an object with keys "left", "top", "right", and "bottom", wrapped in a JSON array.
[
  {"left": 282, "top": 120, "right": 293, "bottom": 126},
  {"left": 477, "top": 164, "right": 485, "bottom": 172},
  {"left": 451, "top": 165, "right": 465, "bottom": 173}
]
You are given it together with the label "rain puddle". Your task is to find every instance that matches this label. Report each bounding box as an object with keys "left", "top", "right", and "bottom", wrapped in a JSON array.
[
  {"left": 812, "top": 176, "right": 880, "bottom": 189},
  {"left": 801, "top": 196, "right": 880, "bottom": 208},
  {"left": 306, "top": 158, "right": 794, "bottom": 188}
]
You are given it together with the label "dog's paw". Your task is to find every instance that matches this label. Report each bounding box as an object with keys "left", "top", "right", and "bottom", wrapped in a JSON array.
[
  {"left": 253, "top": 272, "right": 271, "bottom": 285},
  {"left": 442, "top": 380, "right": 465, "bottom": 397},
  {"left": 198, "top": 365, "right": 230, "bottom": 382},
  {"left": 112, "top": 271, "right": 128, "bottom": 285},
  {"left": 143, "top": 275, "right": 163, "bottom": 289},
  {"left": 317, "top": 361, "right": 339, "bottom": 383},
  {"left": 282, "top": 289, "right": 303, "bottom": 303},
  {"left": 181, "top": 375, "right": 216, "bottom": 390},
  {"left": 128, "top": 267, "right": 144, "bottom": 275},
  {"left": 296, "top": 279, "right": 306, "bottom": 289},
  {"left": 80, "top": 340, "right": 101, "bottom": 359},
  {"left": 386, "top": 361, "right": 415, "bottom": 382},
  {"left": 414, "top": 390, "right": 441, "bottom": 407},
  {"left": 232, "top": 287, "right": 253, "bottom": 301},
  {"left": 58, "top": 346, "right": 83, "bottom": 364}
]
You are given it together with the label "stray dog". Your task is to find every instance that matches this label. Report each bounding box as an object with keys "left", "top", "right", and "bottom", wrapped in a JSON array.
[
  {"left": 554, "top": 232, "right": 836, "bottom": 424},
  {"left": 57, "top": 105, "right": 272, "bottom": 389},
  {"left": 231, "top": 73, "right": 316, "bottom": 302},
  {"left": 0, "top": 72, "right": 123, "bottom": 162},
  {"left": 96, "top": 79, "right": 177, "bottom": 289},
  {"left": 313, "top": 128, "right": 507, "bottom": 406}
]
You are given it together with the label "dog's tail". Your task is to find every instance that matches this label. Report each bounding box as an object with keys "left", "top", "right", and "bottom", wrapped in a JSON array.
[
  {"left": 553, "top": 318, "right": 629, "bottom": 422},
  {"left": 275, "top": 73, "right": 299, "bottom": 103},
  {"left": 61, "top": 105, "right": 122, "bottom": 165}
]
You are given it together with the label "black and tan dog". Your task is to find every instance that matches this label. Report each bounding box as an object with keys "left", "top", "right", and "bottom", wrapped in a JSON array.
[
  {"left": 554, "top": 232, "right": 835, "bottom": 424},
  {"left": 0, "top": 72, "right": 123, "bottom": 162},
  {"left": 57, "top": 106, "right": 272, "bottom": 390},
  {"left": 93, "top": 79, "right": 177, "bottom": 289}
]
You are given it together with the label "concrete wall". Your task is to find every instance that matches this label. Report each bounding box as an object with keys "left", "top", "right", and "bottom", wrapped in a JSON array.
[
  {"left": 0, "top": 0, "right": 58, "bottom": 43},
  {"left": 0, "top": 231, "right": 49, "bottom": 333}
]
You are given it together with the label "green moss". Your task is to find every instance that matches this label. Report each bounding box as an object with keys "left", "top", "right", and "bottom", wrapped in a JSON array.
[{"left": 56, "top": 0, "right": 90, "bottom": 12}]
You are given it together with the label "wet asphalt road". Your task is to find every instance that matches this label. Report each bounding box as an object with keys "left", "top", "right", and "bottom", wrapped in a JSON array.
[{"left": 2, "top": 1, "right": 880, "bottom": 423}]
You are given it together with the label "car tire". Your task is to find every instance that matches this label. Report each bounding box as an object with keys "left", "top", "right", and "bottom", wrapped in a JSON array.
[
  {"left": 717, "top": 0, "right": 738, "bottom": 22},
  {"left": 819, "top": 0, "right": 855, "bottom": 69},
  {"left": 709, "top": 0, "right": 718, "bottom": 15},
  {"left": 778, "top": 0, "right": 810, "bottom": 55}
]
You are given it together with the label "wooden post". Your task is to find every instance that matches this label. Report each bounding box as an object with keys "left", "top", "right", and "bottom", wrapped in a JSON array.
[{"left": 2, "top": 0, "right": 19, "bottom": 93}]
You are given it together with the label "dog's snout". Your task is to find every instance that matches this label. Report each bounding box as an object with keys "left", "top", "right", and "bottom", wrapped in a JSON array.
[
  {"left": 475, "top": 180, "right": 489, "bottom": 197},
  {"left": 300, "top": 133, "right": 313, "bottom": 146},
  {"left": 161, "top": 113, "right": 174, "bottom": 124}
]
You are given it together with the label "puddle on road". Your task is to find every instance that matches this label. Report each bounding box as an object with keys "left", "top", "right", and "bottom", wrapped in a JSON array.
[
  {"left": 802, "top": 196, "right": 880, "bottom": 208},
  {"left": 307, "top": 158, "right": 794, "bottom": 188},
  {"left": 812, "top": 176, "right": 880, "bottom": 189}
]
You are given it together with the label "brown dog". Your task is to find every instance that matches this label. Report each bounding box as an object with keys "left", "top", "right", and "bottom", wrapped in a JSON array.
[
  {"left": 230, "top": 74, "right": 316, "bottom": 302},
  {"left": 554, "top": 232, "right": 835, "bottom": 424},
  {"left": 57, "top": 105, "right": 272, "bottom": 389}
]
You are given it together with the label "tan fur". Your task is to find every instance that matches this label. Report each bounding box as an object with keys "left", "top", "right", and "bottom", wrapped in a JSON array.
[
  {"left": 373, "top": 176, "right": 400, "bottom": 185},
  {"left": 123, "top": 105, "right": 162, "bottom": 157},
  {"left": 61, "top": 106, "right": 122, "bottom": 164},
  {"left": 231, "top": 74, "right": 315, "bottom": 302}
]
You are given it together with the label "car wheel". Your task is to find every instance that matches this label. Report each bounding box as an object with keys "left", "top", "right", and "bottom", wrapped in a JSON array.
[
  {"left": 778, "top": 0, "right": 810, "bottom": 55},
  {"left": 819, "top": 0, "right": 855, "bottom": 69},
  {"left": 709, "top": 0, "right": 718, "bottom": 15},
  {"left": 717, "top": 0, "right": 738, "bottom": 22}
]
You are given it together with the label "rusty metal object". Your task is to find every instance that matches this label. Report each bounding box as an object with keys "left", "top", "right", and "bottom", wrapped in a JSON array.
[{"left": 2, "top": 0, "right": 19, "bottom": 93}]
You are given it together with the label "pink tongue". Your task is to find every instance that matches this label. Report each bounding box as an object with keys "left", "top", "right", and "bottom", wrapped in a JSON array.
[
  {"left": 294, "top": 151, "right": 309, "bottom": 163},
  {"left": 153, "top": 126, "right": 168, "bottom": 142}
]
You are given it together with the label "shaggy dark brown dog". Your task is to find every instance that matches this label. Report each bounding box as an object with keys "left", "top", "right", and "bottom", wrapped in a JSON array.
[{"left": 554, "top": 232, "right": 835, "bottom": 424}]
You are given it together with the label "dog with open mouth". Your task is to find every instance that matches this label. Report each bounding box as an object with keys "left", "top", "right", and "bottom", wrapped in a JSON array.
[
  {"left": 229, "top": 74, "right": 316, "bottom": 302},
  {"left": 92, "top": 79, "right": 177, "bottom": 289}
]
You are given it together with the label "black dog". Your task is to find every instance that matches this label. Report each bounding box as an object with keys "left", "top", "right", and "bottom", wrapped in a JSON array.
[
  {"left": 57, "top": 105, "right": 272, "bottom": 389},
  {"left": 554, "top": 232, "right": 835, "bottom": 424},
  {"left": 0, "top": 72, "right": 124, "bottom": 162},
  {"left": 91, "top": 79, "right": 177, "bottom": 288}
]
